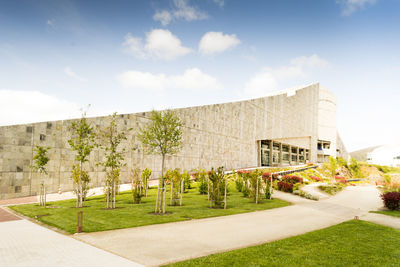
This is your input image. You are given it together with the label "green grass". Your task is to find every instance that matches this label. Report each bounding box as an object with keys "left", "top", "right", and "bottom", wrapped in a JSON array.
[
  {"left": 371, "top": 210, "right": 400, "bottom": 218},
  {"left": 10, "top": 183, "right": 289, "bottom": 234},
  {"left": 318, "top": 183, "right": 345, "bottom": 195},
  {"left": 166, "top": 220, "right": 400, "bottom": 267}
]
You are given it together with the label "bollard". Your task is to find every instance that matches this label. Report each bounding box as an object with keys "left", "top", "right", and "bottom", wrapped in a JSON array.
[{"left": 77, "top": 211, "right": 83, "bottom": 233}]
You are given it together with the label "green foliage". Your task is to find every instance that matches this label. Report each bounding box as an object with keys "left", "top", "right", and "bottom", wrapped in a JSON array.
[
  {"left": 349, "top": 158, "right": 362, "bottom": 178},
  {"left": 208, "top": 167, "right": 226, "bottom": 208},
  {"left": 68, "top": 111, "right": 96, "bottom": 208},
  {"left": 235, "top": 175, "right": 244, "bottom": 192},
  {"left": 166, "top": 220, "right": 400, "bottom": 267},
  {"left": 68, "top": 115, "right": 96, "bottom": 164},
  {"left": 337, "top": 157, "right": 348, "bottom": 168},
  {"left": 248, "top": 170, "right": 263, "bottom": 203},
  {"left": 71, "top": 164, "right": 90, "bottom": 201},
  {"left": 196, "top": 169, "right": 208, "bottom": 195},
  {"left": 167, "top": 168, "right": 184, "bottom": 206},
  {"left": 138, "top": 110, "right": 183, "bottom": 214},
  {"left": 131, "top": 168, "right": 142, "bottom": 204},
  {"left": 98, "top": 112, "right": 130, "bottom": 208},
  {"left": 138, "top": 110, "right": 183, "bottom": 157},
  {"left": 378, "top": 165, "right": 391, "bottom": 173},
  {"left": 182, "top": 171, "right": 191, "bottom": 191},
  {"left": 264, "top": 177, "right": 272, "bottom": 199},
  {"left": 318, "top": 183, "right": 345, "bottom": 195},
  {"left": 141, "top": 168, "right": 152, "bottom": 197},
  {"left": 328, "top": 156, "right": 338, "bottom": 177},
  {"left": 31, "top": 145, "right": 50, "bottom": 174}
]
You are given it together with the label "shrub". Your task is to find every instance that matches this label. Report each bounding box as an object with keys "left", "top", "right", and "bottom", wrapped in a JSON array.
[
  {"left": 182, "top": 171, "right": 192, "bottom": 190},
  {"left": 264, "top": 174, "right": 273, "bottom": 199},
  {"left": 237, "top": 170, "right": 251, "bottom": 197},
  {"left": 195, "top": 169, "right": 208, "bottom": 195},
  {"left": 282, "top": 175, "right": 303, "bottom": 184},
  {"left": 248, "top": 170, "right": 263, "bottom": 203},
  {"left": 235, "top": 177, "right": 244, "bottom": 192},
  {"left": 208, "top": 167, "right": 226, "bottom": 208},
  {"left": 277, "top": 181, "right": 293, "bottom": 193},
  {"left": 310, "top": 176, "right": 322, "bottom": 182},
  {"left": 381, "top": 192, "right": 400, "bottom": 210},
  {"left": 335, "top": 176, "right": 347, "bottom": 183}
]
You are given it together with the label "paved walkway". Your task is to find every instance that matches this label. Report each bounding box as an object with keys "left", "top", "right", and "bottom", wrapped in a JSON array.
[
  {"left": 301, "top": 182, "right": 331, "bottom": 200},
  {"left": 0, "top": 207, "right": 143, "bottom": 267},
  {"left": 361, "top": 212, "right": 400, "bottom": 230},
  {"left": 75, "top": 185, "right": 384, "bottom": 267}
]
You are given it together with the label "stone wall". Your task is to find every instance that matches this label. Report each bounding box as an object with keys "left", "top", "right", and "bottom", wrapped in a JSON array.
[{"left": 0, "top": 83, "right": 329, "bottom": 199}]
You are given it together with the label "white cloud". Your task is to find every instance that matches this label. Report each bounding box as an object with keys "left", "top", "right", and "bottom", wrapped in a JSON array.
[
  {"left": 116, "top": 68, "right": 222, "bottom": 92},
  {"left": 153, "top": 10, "right": 173, "bottom": 26},
  {"left": 290, "top": 54, "right": 330, "bottom": 69},
  {"left": 243, "top": 54, "right": 329, "bottom": 98},
  {"left": 64, "top": 66, "right": 87, "bottom": 82},
  {"left": 244, "top": 71, "right": 278, "bottom": 99},
  {"left": 0, "top": 90, "right": 81, "bottom": 126},
  {"left": 122, "top": 29, "right": 192, "bottom": 60},
  {"left": 153, "top": 0, "right": 208, "bottom": 26},
  {"left": 199, "top": 32, "right": 241, "bottom": 55},
  {"left": 46, "top": 19, "right": 54, "bottom": 27},
  {"left": 213, "top": 0, "right": 225, "bottom": 7},
  {"left": 338, "top": 0, "right": 376, "bottom": 16},
  {"left": 122, "top": 34, "right": 146, "bottom": 58}
]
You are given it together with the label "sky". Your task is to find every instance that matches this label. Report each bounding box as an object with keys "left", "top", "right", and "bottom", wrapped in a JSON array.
[{"left": 0, "top": 0, "right": 399, "bottom": 152}]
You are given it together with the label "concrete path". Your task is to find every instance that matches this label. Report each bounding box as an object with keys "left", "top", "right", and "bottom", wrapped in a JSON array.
[
  {"left": 76, "top": 185, "right": 383, "bottom": 267},
  {"left": 0, "top": 207, "right": 144, "bottom": 267},
  {"left": 361, "top": 212, "right": 400, "bottom": 230},
  {"left": 301, "top": 182, "right": 331, "bottom": 200}
]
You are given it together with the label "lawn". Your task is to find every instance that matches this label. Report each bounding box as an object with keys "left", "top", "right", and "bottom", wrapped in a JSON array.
[
  {"left": 10, "top": 183, "right": 289, "bottom": 234},
  {"left": 371, "top": 210, "right": 400, "bottom": 218},
  {"left": 166, "top": 220, "right": 400, "bottom": 267}
]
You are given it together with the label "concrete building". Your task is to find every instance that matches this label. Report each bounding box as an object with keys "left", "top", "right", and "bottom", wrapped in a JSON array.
[{"left": 0, "top": 83, "right": 347, "bottom": 199}]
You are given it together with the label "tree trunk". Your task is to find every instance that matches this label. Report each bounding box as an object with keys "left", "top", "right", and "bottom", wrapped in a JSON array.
[
  {"left": 106, "top": 180, "right": 109, "bottom": 208},
  {"left": 256, "top": 178, "right": 259, "bottom": 204},
  {"left": 155, "top": 180, "right": 160, "bottom": 213},
  {"left": 163, "top": 183, "right": 166, "bottom": 213},
  {"left": 44, "top": 186, "right": 46, "bottom": 207},
  {"left": 269, "top": 176, "right": 272, "bottom": 200},
  {"left": 113, "top": 179, "right": 117, "bottom": 209},
  {"left": 210, "top": 184, "right": 213, "bottom": 208},
  {"left": 207, "top": 177, "right": 210, "bottom": 201},
  {"left": 224, "top": 179, "right": 227, "bottom": 209},
  {"left": 79, "top": 162, "right": 83, "bottom": 208},
  {"left": 170, "top": 179, "right": 173, "bottom": 205},
  {"left": 161, "top": 154, "right": 166, "bottom": 213},
  {"left": 180, "top": 179, "right": 183, "bottom": 206}
]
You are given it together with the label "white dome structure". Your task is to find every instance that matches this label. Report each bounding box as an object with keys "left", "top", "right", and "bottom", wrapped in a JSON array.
[{"left": 367, "top": 143, "right": 400, "bottom": 167}]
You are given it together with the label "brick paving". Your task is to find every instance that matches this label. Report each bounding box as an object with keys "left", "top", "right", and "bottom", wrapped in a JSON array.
[{"left": 0, "top": 208, "right": 21, "bottom": 222}]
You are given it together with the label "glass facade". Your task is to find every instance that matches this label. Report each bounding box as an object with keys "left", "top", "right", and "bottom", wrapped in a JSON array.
[{"left": 260, "top": 139, "right": 309, "bottom": 166}]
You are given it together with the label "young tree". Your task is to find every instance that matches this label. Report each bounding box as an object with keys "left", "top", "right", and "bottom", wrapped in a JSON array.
[
  {"left": 138, "top": 110, "right": 183, "bottom": 214},
  {"left": 68, "top": 111, "right": 96, "bottom": 208},
  {"left": 131, "top": 167, "right": 142, "bottom": 204},
  {"left": 141, "top": 168, "right": 152, "bottom": 197},
  {"left": 208, "top": 167, "right": 227, "bottom": 209},
  {"left": 328, "top": 156, "right": 338, "bottom": 178},
  {"left": 98, "top": 113, "right": 130, "bottom": 209},
  {"left": 349, "top": 158, "right": 362, "bottom": 178},
  {"left": 31, "top": 145, "right": 50, "bottom": 206}
]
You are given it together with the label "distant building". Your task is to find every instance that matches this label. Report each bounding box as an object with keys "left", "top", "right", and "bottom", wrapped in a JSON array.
[
  {"left": 0, "top": 83, "right": 347, "bottom": 199},
  {"left": 367, "top": 144, "right": 400, "bottom": 167}
]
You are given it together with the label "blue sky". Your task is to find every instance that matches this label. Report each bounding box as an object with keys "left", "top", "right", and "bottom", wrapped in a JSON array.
[{"left": 0, "top": 0, "right": 399, "bottom": 151}]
